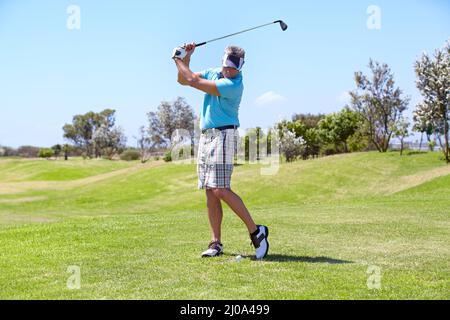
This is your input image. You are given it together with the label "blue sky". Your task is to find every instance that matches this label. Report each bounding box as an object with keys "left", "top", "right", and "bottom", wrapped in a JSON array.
[{"left": 0, "top": 0, "right": 449, "bottom": 148}]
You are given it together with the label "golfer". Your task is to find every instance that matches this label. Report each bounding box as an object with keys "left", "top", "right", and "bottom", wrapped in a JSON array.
[{"left": 173, "top": 43, "right": 269, "bottom": 259}]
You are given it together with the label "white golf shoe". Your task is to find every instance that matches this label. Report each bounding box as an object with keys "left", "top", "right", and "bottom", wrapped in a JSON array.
[
  {"left": 250, "top": 225, "right": 269, "bottom": 260},
  {"left": 201, "top": 241, "right": 224, "bottom": 257}
]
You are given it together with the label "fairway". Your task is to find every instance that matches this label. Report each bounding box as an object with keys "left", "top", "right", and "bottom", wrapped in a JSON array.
[{"left": 0, "top": 152, "right": 449, "bottom": 299}]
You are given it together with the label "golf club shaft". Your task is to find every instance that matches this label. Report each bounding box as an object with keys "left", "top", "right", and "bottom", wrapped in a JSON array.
[{"left": 195, "top": 21, "right": 277, "bottom": 47}]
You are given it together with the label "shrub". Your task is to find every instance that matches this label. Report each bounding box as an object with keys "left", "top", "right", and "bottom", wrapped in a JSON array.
[
  {"left": 51, "top": 144, "right": 62, "bottom": 158},
  {"left": 38, "top": 148, "right": 54, "bottom": 159},
  {"left": 428, "top": 140, "right": 436, "bottom": 151},
  {"left": 163, "top": 151, "right": 172, "bottom": 162},
  {"left": 320, "top": 143, "right": 338, "bottom": 156},
  {"left": 347, "top": 131, "right": 369, "bottom": 152},
  {"left": 120, "top": 149, "right": 140, "bottom": 161},
  {"left": 278, "top": 128, "right": 305, "bottom": 162}
]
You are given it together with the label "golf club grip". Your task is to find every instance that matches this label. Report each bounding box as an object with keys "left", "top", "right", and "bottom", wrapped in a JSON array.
[{"left": 195, "top": 42, "right": 207, "bottom": 47}]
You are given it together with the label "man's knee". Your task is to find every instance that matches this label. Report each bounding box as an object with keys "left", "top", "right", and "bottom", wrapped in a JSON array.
[{"left": 210, "top": 188, "right": 229, "bottom": 199}]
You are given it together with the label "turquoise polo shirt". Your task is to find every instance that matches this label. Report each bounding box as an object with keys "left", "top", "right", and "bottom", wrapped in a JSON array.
[{"left": 199, "top": 67, "right": 243, "bottom": 130}]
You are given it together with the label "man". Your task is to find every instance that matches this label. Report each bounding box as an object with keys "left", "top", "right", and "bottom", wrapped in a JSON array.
[{"left": 173, "top": 43, "right": 269, "bottom": 259}]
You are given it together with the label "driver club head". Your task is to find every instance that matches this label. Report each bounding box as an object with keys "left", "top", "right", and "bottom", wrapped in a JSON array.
[{"left": 275, "top": 20, "right": 288, "bottom": 31}]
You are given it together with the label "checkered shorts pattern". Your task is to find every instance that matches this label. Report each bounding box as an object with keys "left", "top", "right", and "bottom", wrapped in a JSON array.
[{"left": 197, "top": 128, "right": 237, "bottom": 189}]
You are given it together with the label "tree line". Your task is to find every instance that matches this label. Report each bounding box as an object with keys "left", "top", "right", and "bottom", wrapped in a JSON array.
[
  {"left": 1, "top": 40, "right": 448, "bottom": 163},
  {"left": 273, "top": 40, "right": 449, "bottom": 162}
]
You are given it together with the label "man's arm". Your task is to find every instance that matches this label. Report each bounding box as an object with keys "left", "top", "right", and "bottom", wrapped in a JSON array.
[
  {"left": 177, "top": 58, "right": 202, "bottom": 86},
  {"left": 174, "top": 58, "right": 220, "bottom": 96},
  {"left": 176, "top": 42, "right": 196, "bottom": 85},
  {"left": 177, "top": 56, "right": 192, "bottom": 85}
]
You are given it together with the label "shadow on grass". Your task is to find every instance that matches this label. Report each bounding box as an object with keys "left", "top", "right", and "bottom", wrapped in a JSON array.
[
  {"left": 226, "top": 253, "right": 353, "bottom": 264},
  {"left": 263, "top": 255, "right": 353, "bottom": 264},
  {"left": 406, "top": 151, "right": 429, "bottom": 156}
]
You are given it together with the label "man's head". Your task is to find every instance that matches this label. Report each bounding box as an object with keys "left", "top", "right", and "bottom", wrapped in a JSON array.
[{"left": 221, "top": 45, "right": 245, "bottom": 79}]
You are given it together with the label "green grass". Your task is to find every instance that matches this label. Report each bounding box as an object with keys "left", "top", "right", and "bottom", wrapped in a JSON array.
[
  {"left": 0, "top": 151, "right": 449, "bottom": 299},
  {"left": 0, "top": 157, "right": 134, "bottom": 182}
]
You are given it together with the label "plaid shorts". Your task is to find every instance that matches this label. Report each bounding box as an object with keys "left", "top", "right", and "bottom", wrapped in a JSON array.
[{"left": 197, "top": 128, "right": 237, "bottom": 189}]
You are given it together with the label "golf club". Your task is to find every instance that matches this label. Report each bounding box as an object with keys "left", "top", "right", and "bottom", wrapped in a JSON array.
[{"left": 193, "top": 20, "right": 288, "bottom": 47}]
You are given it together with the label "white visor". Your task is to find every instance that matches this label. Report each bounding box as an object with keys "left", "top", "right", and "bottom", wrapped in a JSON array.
[{"left": 222, "top": 53, "right": 245, "bottom": 70}]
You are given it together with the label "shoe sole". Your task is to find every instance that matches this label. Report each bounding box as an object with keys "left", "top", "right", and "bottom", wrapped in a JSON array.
[
  {"left": 256, "top": 226, "right": 269, "bottom": 260},
  {"left": 263, "top": 226, "right": 269, "bottom": 259},
  {"left": 201, "top": 251, "right": 223, "bottom": 258}
]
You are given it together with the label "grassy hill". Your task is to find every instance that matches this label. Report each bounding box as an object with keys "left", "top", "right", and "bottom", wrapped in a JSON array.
[{"left": 0, "top": 152, "right": 449, "bottom": 299}]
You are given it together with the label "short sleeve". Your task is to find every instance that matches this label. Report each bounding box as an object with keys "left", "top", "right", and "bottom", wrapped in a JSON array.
[
  {"left": 199, "top": 68, "right": 212, "bottom": 79},
  {"left": 215, "top": 78, "right": 240, "bottom": 98}
]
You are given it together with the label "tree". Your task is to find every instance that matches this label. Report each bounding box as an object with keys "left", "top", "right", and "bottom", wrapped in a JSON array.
[
  {"left": 291, "top": 113, "right": 326, "bottom": 129},
  {"left": 277, "top": 120, "right": 306, "bottom": 138},
  {"left": 289, "top": 114, "right": 336, "bottom": 158},
  {"left": 391, "top": 116, "right": 410, "bottom": 156},
  {"left": 92, "top": 124, "right": 127, "bottom": 159},
  {"left": 134, "top": 126, "right": 152, "bottom": 163},
  {"left": 302, "top": 128, "right": 321, "bottom": 159},
  {"left": 63, "top": 111, "right": 97, "bottom": 157},
  {"left": 277, "top": 126, "right": 306, "bottom": 162},
  {"left": 414, "top": 40, "right": 450, "bottom": 162},
  {"left": 147, "top": 97, "right": 195, "bottom": 149},
  {"left": 277, "top": 120, "right": 321, "bottom": 159},
  {"left": 318, "top": 107, "right": 362, "bottom": 153},
  {"left": 63, "top": 109, "right": 124, "bottom": 159},
  {"left": 350, "top": 60, "right": 409, "bottom": 152},
  {"left": 93, "top": 109, "right": 117, "bottom": 158},
  {"left": 62, "top": 144, "right": 73, "bottom": 160},
  {"left": 0, "top": 146, "right": 18, "bottom": 157},
  {"left": 18, "top": 146, "right": 41, "bottom": 158},
  {"left": 412, "top": 103, "right": 435, "bottom": 151},
  {"left": 51, "top": 144, "right": 62, "bottom": 159},
  {"left": 38, "top": 148, "right": 54, "bottom": 159}
]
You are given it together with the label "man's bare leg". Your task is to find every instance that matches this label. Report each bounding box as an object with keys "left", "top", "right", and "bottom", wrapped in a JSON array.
[
  {"left": 206, "top": 189, "right": 223, "bottom": 242},
  {"left": 211, "top": 188, "right": 257, "bottom": 234}
]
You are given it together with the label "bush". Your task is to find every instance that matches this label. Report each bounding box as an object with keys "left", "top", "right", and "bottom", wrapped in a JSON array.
[
  {"left": 278, "top": 128, "right": 305, "bottom": 162},
  {"left": 428, "top": 140, "right": 436, "bottom": 151},
  {"left": 38, "top": 148, "right": 54, "bottom": 159},
  {"left": 120, "top": 149, "right": 140, "bottom": 161},
  {"left": 320, "top": 143, "right": 338, "bottom": 156},
  {"left": 163, "top": 151, "right": 172, "bottom": 162},
  {"left": 347, "top": 131, "right": 369, "bottom": 152},
  {"left": 51, "top": 144, "right": 62, "bottom": 158}
]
